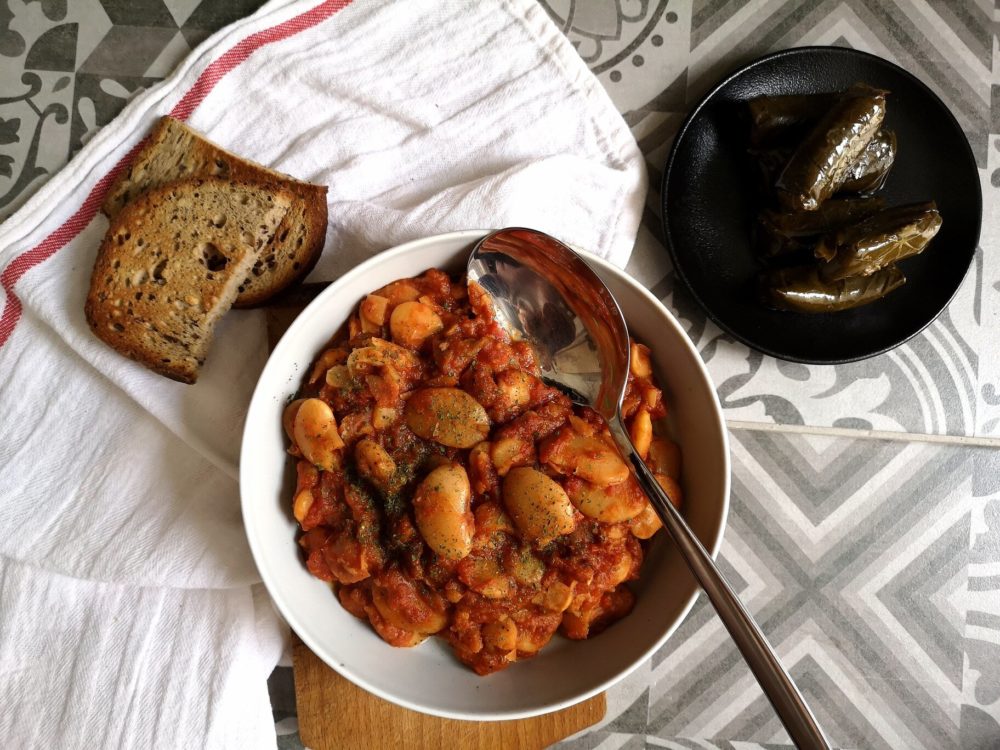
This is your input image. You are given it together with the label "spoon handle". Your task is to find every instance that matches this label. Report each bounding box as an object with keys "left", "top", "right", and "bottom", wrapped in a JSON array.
[{"left": 610, "top": 421, "right": 831, "bottom": 750}]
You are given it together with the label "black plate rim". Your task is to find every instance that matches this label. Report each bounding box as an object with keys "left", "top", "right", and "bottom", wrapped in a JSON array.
[{"left": 660, "top": 45, "right": 983, "bottom": 365}]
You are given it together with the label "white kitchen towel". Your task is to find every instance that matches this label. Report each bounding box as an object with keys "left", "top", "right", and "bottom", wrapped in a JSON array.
[
  {"left": 0, "top": 560, "right": 285, "bottom": 750},
  {"left": 0, "top": 0, "right": 646, "bottom": 747}
]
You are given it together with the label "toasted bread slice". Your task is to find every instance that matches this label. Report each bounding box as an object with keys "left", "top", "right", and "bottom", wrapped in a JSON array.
[
  {"left": 103, "top": 116, "right": 327, "bottom": 307},
  {"left": 86, "top": 178, "right": 292, "bottom": 383}
]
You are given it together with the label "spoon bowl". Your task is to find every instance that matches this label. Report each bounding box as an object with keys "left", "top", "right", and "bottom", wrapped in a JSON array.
[
  {"left": 469, "top": 228, "right": 830, "bottom": 749},
  {"left": 467, "top": 228, "right": 628, "bottom": 414}
]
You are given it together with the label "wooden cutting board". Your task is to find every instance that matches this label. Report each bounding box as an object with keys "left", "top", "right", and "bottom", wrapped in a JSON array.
[
  {"left": 292, "top": 635, "right": 606, "bottom": 750},
  {"left": 266, "top": 291, "right": 606, "bottom": 750}
]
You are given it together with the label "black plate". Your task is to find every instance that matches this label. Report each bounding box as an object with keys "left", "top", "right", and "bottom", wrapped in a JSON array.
[{"left": 661, "top": 46, "right": 982, "bottom": 364}]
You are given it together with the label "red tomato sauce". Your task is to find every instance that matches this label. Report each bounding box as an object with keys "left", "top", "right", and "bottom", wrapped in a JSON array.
[{"left": 283, "top": 269, "right": 679, "bottom": 675}]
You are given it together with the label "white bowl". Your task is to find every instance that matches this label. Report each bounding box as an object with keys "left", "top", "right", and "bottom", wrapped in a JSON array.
[{"left": 241, "top": 230, "right": 730, "bottom": 721}]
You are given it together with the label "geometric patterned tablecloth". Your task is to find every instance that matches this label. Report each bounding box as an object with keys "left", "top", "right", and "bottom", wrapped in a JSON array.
[{"left": 2, "top": 1, "right": 998, "bottom": 748}]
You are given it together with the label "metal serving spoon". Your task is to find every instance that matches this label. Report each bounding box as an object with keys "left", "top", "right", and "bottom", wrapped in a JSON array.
[{"left": 468, "top": 228, "right": 830, "bottom": 750}]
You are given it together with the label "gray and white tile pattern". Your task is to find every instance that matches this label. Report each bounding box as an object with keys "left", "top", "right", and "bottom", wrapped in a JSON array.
[
  {"left": 1, "top": 0, "right": 997, "bottom": 748},
  {"left": 0, "top": 0, "right": 268, "bottom": 220}
]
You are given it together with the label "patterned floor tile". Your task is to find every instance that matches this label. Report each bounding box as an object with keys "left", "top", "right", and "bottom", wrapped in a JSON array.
[
  {"left": 181, "top": 0, "right": 269, "bottom": 31},
  {"left": 70, "top": 71, "right": 157, "bottom": 154},
  {"left": 684, "top": 1, "right": 992, "bottom": 165},
  {"left": 0, "top": 0, "right": 88, "bottom": 219},
  {"left": 0, "top": 68, "right": 73, "bottom": 219},
  {"left": 267, "top": 666, "right": 304, "bottom": 750},
  {"left": 977, "top": 133, "right": 1000, "bottom": 437},
  {"left": 980, "top": 25, "right": 1000, "bottom": 437},
  {"left": 0, "top": 0, "right": 267, "bottom": 222},
  {"left": 640, "top": 429, "right": 986, "bottom": 749},
  {"left": 645, "top": 741, "right": 797, "bottom": 750},
  {"left": 143, "top": 30, "right": 193, "bottom": 78},
  {"left": 961, "top": 448, "right": 1000, "bottom": 747},
  {"left": 539, "top": 0, "right": 688, "bottom": 115},
  {"left": 78, "top": 24, "right": 179, "bottom": 76},
  {"left": 555, "top": 730, "right": 648, "bottom": 750},
  {"left": 100, "top": 0, "right": 178, "bottom": 28}
]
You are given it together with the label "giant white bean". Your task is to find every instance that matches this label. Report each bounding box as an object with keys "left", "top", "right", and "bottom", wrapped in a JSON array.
[
  {"left": 371, "top": 570, "right": 448, "bottom": 635},
  {"left": 413, "top": 463, "right": 474, "bottom": 560},
  {"left": 629, "top": 408, "right": 652, "bottom": 460},
  {"left": 489, "top": 435, "right": 534, "bottom": 476},
  {"left": 354, "top": 438, "right": 396, "bottom": 491},
  {"left": 566, "top": 477, "right": 646, "bottom": 523},
  {"left": 389, "top": 300, "right": 443, "bottom": 348},
  {"left": 482, "top": 617, "right": 517, "bottom": 655},
  {"left": 648, "top": 437, "right": 681, "bottom": 479},
  {"left": 292, "top": 398, "right": 344, "bottom": 471},
  {"left": 502, "top": 467, "right": 577, "bottom": 543},
  {"left": 373, "top": 279, "right": 421, "bottom": 307},
  {"left": 404, "top": 387, "right": 490, "bottom": 448},
  {"left": 630, "top": 341, "right": 652, "bottom": 378},
  {"left": 542, "top": 427, "right": 629, "bottom": 486},
  {"left": 282, "top": 398, "right": 306, "bottom": 443},
  {"left": 655, "top": 472, "right": 683, "bottom": 509},
  {"left": 347, "top": 337, "right": 419, "bottom": 376},
  {"left": 359, "top": 293, "right": 389, "bottom": 330}
]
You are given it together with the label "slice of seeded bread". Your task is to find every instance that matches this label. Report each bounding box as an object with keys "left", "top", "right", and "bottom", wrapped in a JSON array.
[
  {"left": 102, "top": 116, "right": 327, "bottom": 307},
  {"left": 86, "top": 177, "right": 292, "bottom": 384}
]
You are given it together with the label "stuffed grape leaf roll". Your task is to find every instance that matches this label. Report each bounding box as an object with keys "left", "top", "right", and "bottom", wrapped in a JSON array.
[
  {"left": 775, "top": 84, "right": 887, "bottom": 212},
  {"left": 814, "top": 201, "right": 941, "bottom": 280},
  {"left": 761, "top": 265, "right": 906, "bottom": 312}
]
